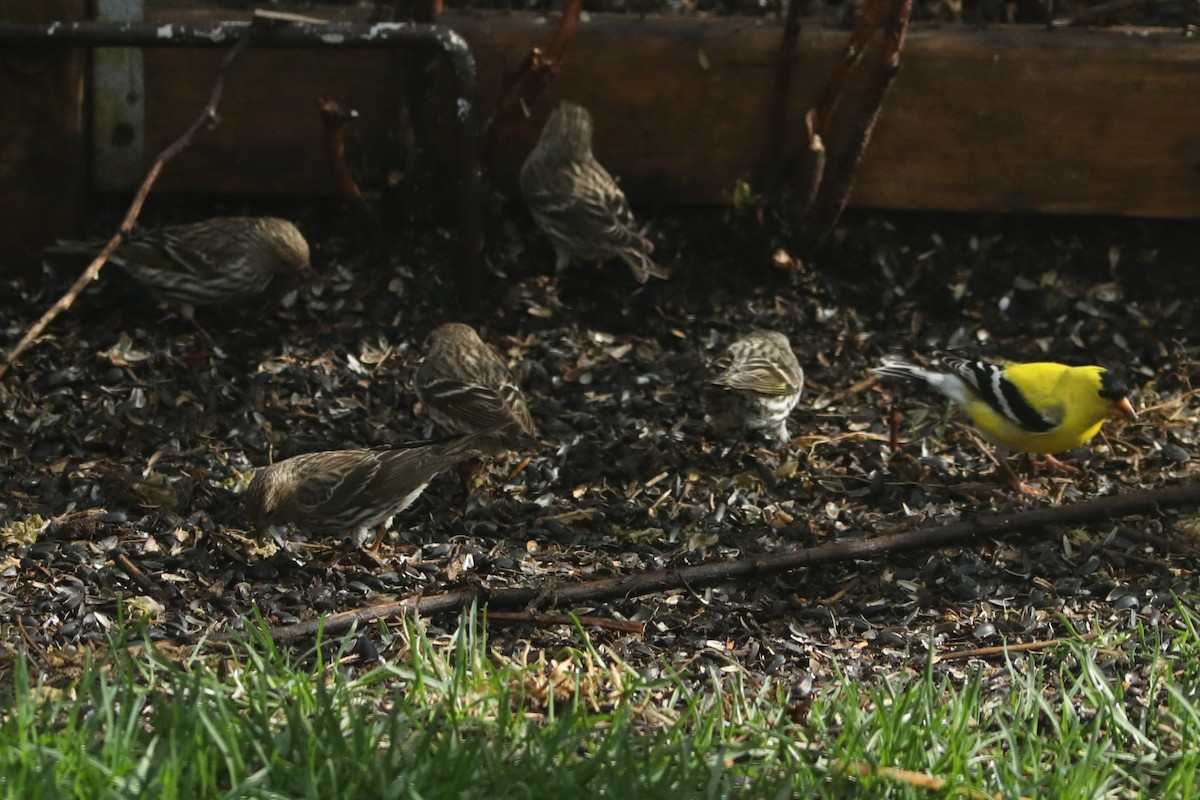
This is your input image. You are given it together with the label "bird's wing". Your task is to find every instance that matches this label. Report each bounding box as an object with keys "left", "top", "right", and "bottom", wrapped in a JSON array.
[
  {"left": 147, "top": 220, "right": 250, "bottom": 278},
  {"left": 422, "top": 379, "right": 524, "bottom": 431},
  {"left": 945, "top": 358, "right": 1062, "bottom": 433},
  {"left": 528, "top": 162, "right": 653, "bottom": 254},
  {"left": 287, "top": 452, "right": 382, "bottom": 517},
  {"left": 713, "top": 358, "right": 800, "bottom": 396},
  {"left": 585, "top": 162, "right": 641, "bottom": 233},
  {"left": 371, "top": 441, "right": 482, "bottom": 498},
  {"left": 109, "top": 236, "right": 207, "bottom": 279},
  {"left": 997, "top": 364, "right": 1070, "bottom": 429},
  {"left": 499, "top": 383, "right": 537, "bottom": 436}
]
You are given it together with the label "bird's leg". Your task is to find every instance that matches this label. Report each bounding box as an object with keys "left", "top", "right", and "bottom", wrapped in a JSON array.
[
  {"left": 773, "top": 421, "right": 792, "bottom": 448},
  {"left": 993, "top": 447, "right": 1047, "bottom": 497},
  {"left": 174, "top": 304, "right": 221, "bottom": 355},
  {"left": 998, "top": 458, "right": 1047, "bottom": 497},
  {"left": 368, "top": 522, "right": 388, "bottom": 552}
]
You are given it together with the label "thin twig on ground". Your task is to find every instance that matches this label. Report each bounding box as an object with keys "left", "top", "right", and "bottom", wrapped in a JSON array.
[
  {"left": 836, "top": 760, "right": 1026, "bottom": 800},
  {"left": 935, "top": 630, "right": 1101, "bottom": 663},
  {"left": 111, "top": 551, "right": 182, "bottom": 607},
  {"left": 817, "top": 577, "right": 861, "bottom": 606}
]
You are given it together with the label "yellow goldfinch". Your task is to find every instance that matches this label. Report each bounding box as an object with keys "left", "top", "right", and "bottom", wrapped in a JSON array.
[{"left": 873, "top": 355, "right": 1136, "bottom": 490}]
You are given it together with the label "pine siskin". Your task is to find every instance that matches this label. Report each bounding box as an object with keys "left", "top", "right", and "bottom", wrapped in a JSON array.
[
  {"left": 414, "top": 323, "right": 536, "bottom": 448},
  {"left": 708, "top": 331, "right": 805, "bottom": 444},
  {"left": 519, "top": 101, "right": 667, "bottom": 284},
  {"left": 244, "top": 426, "right": 512, "bottom": 544},
  {"left": 48, "top": 216, "right": 311, "bottom": 308}
]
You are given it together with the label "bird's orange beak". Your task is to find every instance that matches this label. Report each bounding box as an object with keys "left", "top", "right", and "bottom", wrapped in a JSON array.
[{"left": 1111, "top": 397, "right": 1137, "bottom": 422}]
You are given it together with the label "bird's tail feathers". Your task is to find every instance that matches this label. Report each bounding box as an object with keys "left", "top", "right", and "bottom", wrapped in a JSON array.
[{"left": 871, "top": 357, "right": 937, "bottom": 387}]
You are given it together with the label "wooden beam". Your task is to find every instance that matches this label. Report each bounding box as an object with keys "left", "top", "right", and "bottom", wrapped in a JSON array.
[
  {"left": 122, "top": 9, "right": 1200, "bottom": 218},
  {"left": 0, "top": 0, "right": 87, "bottom": 254}
]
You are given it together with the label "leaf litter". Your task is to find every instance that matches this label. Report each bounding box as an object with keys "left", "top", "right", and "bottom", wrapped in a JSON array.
[{"left": 0, "top": 204, "right": 1197, "bottom": 720}]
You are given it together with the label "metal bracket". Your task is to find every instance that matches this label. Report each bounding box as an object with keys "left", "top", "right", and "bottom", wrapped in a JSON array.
[{"left": 93, "top": 0, "right": 145, "bottom": 190}]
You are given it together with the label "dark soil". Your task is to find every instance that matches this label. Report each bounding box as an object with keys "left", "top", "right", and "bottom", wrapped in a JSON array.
[{"left": 1, "top": 198, "right": 1198, "bottom": 694}]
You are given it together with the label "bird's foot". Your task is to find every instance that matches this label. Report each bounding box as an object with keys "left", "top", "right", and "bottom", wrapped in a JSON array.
[
  {"left": 1029, "top": 453, "right": 1080, "bottom": 474},
  {"left": 999, "top": 460, "right": 1047, "bottom": 497},
  {"left": 1004, "top": 477, "right": 1048, "bottom": 498},
  {"left": 348, "top": 542, "right": 387, "bottom": 569}
]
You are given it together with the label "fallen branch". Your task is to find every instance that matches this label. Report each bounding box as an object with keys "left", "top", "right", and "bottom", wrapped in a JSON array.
[
  {"left": 935, "top": 630, "right": 1100, "bottom": 663},
  {"left": 246, "top": 480, "right": 1200, "bottom": 645},
  {"left": 1, "top": 34, "right": 253, "bottom": 378}
]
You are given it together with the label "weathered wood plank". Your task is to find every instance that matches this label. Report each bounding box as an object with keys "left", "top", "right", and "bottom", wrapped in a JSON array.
[
  {"left": 125, "top": 8, "right": 1200, "bottom": 218},
  {"left": 858, "top": 27, "right": 1200, "bottom": 216},
  {"left": 0, "top": 0, "right": 87, "bottom": 253}
]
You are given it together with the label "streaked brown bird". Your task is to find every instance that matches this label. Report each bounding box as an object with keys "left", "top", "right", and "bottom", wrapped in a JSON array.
[
  {"left": 47, "top": 216, "right": 311, "bottom": 309},
  {"left": 414, "top": 323, "right": 536, "bottom": 448},
  {"left": 244, "top": 427, "right": 512, "bottom": 547},
  {"left": 519, "top": 101, "right": 666, "bottom": 284},
  {"left": 708, "top": 331, "right": 805, "bottom": 444}
]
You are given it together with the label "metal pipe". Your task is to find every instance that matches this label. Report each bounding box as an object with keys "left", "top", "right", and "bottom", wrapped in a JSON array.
[{"left": 0, "top": 19, "right": 484, "bottom": 304}]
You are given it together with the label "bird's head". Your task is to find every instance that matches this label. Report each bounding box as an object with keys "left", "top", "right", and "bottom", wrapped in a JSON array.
[
  {"left": 539, "top": 101, "right": 594, "bottom": 160},
  {"left": 424, "top": 322, "right": 480, "bottom": 353},
  {"left": 760, "top": 331, "right": 794, "bottom": 353},
  {"left": 1097, "top": 370, "right": 1137, "bottom": 421},
  {"left": 264, "top": 218, "right": 312, "bottom": 277},
  {"left": 244, "top": 465, "right": 288, "bottom": 532}
]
